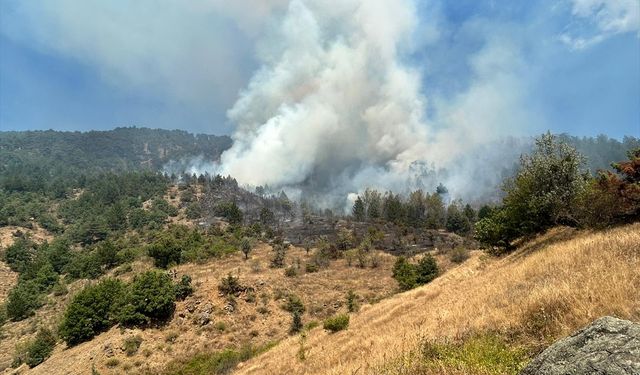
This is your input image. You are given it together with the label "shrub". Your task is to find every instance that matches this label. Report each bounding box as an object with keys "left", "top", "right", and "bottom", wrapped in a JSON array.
[
  {"left": 449, "top": 247, "right": 470, "bottom": 264},
  {"left": 240, "top": 237, "right": 253, "bottom": 260},
  {"left": 418, "top": 334, "right": 529, "bottom": 374},
  {"left": 290, "top": 311, "right": 303, "bottom": 334},
  {"left": 64, "top": 252, "right": 103, "bottom": 279},
  {"left": 123, "top": 335, "right": 143, "bottom": 356},
  {"left": 392, "top": 257, "right": 417, "bottom": 291},
  {"left": 270, "top": 244, "right": 287, "bottom": 268},
  {"left": 164, "top": 343, "right": 276, "bottom": 375},
  {"left": 218, "top": 274, "right": 244, "bottom": 296},
  {"left": 323, "top": 314, "right": 349, "bottom": 333},
  {"left": 283, "top": 294, "right": 305, "bottom": 315},
  {"left": 6, "top": 280, "right": 42, "bottom": 321},
  {"left": 147, "top": 237, "right": 182, "bottom": 269},
  {"left": 185, "top": 202, "right": 202, "bottom": 220},
  {"left": 105, "top": 358, "right": 120, "bottom": 368},
  {"left": 346, "top": 290, "right": 359, "bottom": 313},
  {"left": 25, "top": 328, "right": 56, "bottom": 367},
  {"left": 59, "top": 278, "right": 126, "bottom": 346},
  {"left": 305, "top": 263, "right": 319, "bottom": 273},
  {"left": 52, "top": 280, "right": 68, "bottom": 296},
  {"left": 416, "top": 254, "right": 438, "bottom": 284},
  {"left": 284, "top": 266, "right": 297, "bottom": 277},
  {"left": 215, "top": 202, "right": 243, "bottom": 225},
  {"left": 118, "top": 271, "right": 176, "bottom": 326},
  {"left": 175, "top": 275, "right": 194, "bottom": 300}
]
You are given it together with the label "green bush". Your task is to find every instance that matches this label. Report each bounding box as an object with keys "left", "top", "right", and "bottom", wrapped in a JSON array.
[
  {"left": 59, "top": 278, "right": 126, "bottom": 346},
  {"left": 283, "top": 294, "right": 305, "bottom": 315},
  {"left": 25, "top": 328, "right": 56, "bottom": 367},
  {"left": 175, "top": 275, "right": 194, "bottom": 301},
  {"left": 392, "top": 257, "right": 418, "bottom": 291},
  {"left": 64, "top": 252, "right": 103, "bottom": 279},
  {"left": 346, "top": 290, "right": 359, "bottom": 313},
  {"left": 290, "top": 311, "right": 303, "bottom": 334},
  {"left": 416, "top": 254, "right": 438, "bottom": 284},
  {"left": 118, "top": 271, "right": 176, "bottom": 326},
  {"left": 147, "top": 237, "right": 182, "bottom": 269},
  {"left": 323, "top": 314, "right": 349, "bottom": 333},
  {"left": 122, "top": 335, "right": 143, "bottom": 356},
  {"left": 392, "top": 255, "right": 439, "bottom": 291},
  {"left": 418, "top": 334, "right": 529, "bottom": 374},
  {"left": 218, "top": 274, "right": 244, "bottom": 296},
  {"left": 6, "top": 280, "right": 42, "bottom": 321}
]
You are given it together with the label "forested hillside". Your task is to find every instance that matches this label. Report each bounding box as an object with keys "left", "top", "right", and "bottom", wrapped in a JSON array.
[{"left": 0, "top": 127, "right": 231, "bottom": 182}]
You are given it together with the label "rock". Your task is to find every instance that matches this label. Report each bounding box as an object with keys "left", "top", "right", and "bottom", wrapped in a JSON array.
[
  {"left": 202, "top": 302, "right": 213, "bottom": 314},
  {"left": 185, "top": 301, "right": 196, "bottom": 313},
  {"left": 103, "top": 342, "right": 115, "bottom": 357},
  {"left": 520, "top": 316, "right": 640, "bottom": 375},
  {"left": 197, "top": 311, "right": 211, "bottom": 326}
]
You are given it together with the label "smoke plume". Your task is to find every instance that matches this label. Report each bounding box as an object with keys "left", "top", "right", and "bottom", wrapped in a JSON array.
[{"left": 186, "top": 0, "right": 534, "bottom": 209}]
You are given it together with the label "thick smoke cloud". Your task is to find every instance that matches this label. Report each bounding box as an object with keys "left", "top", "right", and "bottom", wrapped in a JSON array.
[{"left": 200, "top": 0, "right": 529, "bottom": 208}]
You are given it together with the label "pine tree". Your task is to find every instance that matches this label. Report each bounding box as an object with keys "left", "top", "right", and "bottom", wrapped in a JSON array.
[{"left": 352, "top": 196, "right": 365, "bottom": 221}]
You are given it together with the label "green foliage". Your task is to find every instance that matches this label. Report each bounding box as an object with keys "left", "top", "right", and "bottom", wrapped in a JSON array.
[
  {"left": 240, "top": 237, "right": 253, "bottom": 260},
  {"left": 59, "top": 278, "right": 126, "bottom": 345},
  {"left": 283, "top": 294, "right": 305, "bottom": 315},
  {"left": 290, "top": 311, "right": 303, "bottom": 334},
  {"left": 392, "top": 257, "right": 418, "bottom": 291},
  {"left": 346, "top": 290, "right": 359, "bottom": 313},
  {"left": 3, "top": 238, "right": 36, "bottom": 273},
  {"left": 216, "top": 202, "right": 243, "bottom": 225},
  {"left": 64, "top": 252, "right": 103, "bottom": 279},
  {"left": 446, "top": 202, "right": 471, "bottom": 235},
  {"left": 416, "top": 254, "right": 439, "bottom": 284},
  {"left": 418, "top": 334, "right": 529, "bottom": 375},
  {"left": 185, "top": 202, "right": 202, "bottom": 220},
  {"left": 392, "top": 255, "right": 439, "bottom": 291},
  {"left": 96, "top": 240, "right": 119, "bottom": 269},
  {"left": 6, "top": 280, "right": 42, "bottom": 321},
  {"left": 476, "top": 133, "right": 589, "bottom": 249},
  {"left": 122, "top": 335, "right": 143, "bottom": 356},
  {"left": 147, "top": 236, "right": 182, "bottom": 269},
  {"left": 164, "top": 343, "right": 277, "bottom": 375},
  {"left": 218, "top": 274, "right": 244, "bottom": 296},
  {"left": 323, "top": 314, "right": 350, "bottom": 333},
  {"left": 175, "top": 275, "right": 194, "bottom": 301},
  {"left": 25, "top": 328, "right": 57, "bottom": 367},
  {"left": 118, "top": 271, "right": 176, "bottom": 326},
  {"left": 270, "top": 243, "right": 287, "bottom": 268},
  {"left": 352, "top": 196, "right": 366, "bottom": 221}
]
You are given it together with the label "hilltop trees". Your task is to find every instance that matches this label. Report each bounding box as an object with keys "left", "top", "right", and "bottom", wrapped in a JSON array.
[
  {"left": 578, "top": 148, "right": 640, "bottom": 227},
  {"left": 475, "top": 133, "right": 589, "bottom": 249}
]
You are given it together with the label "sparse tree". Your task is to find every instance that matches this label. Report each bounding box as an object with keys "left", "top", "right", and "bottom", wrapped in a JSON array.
[
  {"left": 241, "top": 237, "right": 253, "bottom": 260},
  {"left": 352, "top": 196, "right": 365, "bottom": 221}
]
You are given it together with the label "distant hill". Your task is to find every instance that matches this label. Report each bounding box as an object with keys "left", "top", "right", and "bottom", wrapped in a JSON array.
[{"left": 0, "top": 127, "right": 231, "bottom": 179}]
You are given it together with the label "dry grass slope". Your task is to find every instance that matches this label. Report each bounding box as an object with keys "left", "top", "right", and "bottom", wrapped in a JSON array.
[{"left": 235, "top": 223, "right": 640, "bottom": 375}]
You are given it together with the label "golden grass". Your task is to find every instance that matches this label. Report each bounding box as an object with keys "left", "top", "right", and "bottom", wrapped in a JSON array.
[
  {"left": 235, "top": 224, "right": 640, "bottom": 375},
  {"left": 14, "top": 243, "right": 397, "bottom": 375}
]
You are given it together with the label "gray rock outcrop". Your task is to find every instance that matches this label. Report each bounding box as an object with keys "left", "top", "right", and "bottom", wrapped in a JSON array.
[{"left": 520, "top": 316, "right": 640, "bottom": 375}]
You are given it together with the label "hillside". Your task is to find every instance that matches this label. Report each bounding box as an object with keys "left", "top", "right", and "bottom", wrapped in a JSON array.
[
  {"left": 0, "top": 127, "right": 231, "bottom": 178},
  {"left": 234, "top": 223, "right": 640, "bottom": 375}
]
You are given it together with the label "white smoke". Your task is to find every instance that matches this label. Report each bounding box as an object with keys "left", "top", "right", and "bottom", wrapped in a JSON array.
[{"left": 182, "top": 0, "right": 535, "bottom": 209}]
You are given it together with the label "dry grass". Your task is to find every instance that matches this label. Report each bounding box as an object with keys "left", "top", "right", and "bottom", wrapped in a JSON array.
[
  {"left": 8, "top": 243, "right": 396, "bottom": 375},
  {"left": 235, "top": 224, "right": 640, "bottom": 375}
]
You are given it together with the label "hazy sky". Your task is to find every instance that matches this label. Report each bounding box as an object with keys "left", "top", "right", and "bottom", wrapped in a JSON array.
[{"left": 0, "top": 0, "right": 638, "bottom": 138}]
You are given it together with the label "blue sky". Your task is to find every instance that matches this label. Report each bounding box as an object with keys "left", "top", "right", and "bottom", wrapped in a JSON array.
[{"left": 0, "top": 0, "right": 638, "bottom": 138}]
